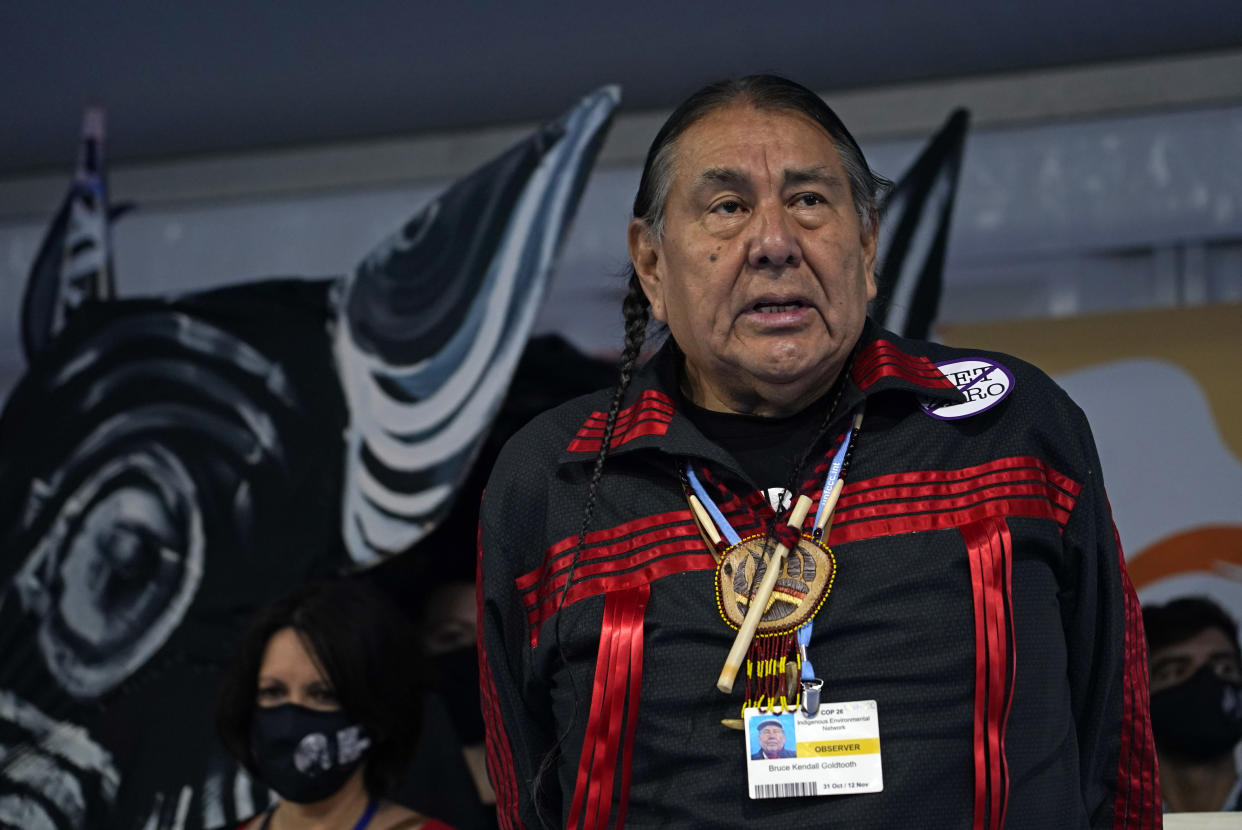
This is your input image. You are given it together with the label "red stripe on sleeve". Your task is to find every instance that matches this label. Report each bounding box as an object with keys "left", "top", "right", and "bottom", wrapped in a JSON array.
[
  {"left": 477, "top": 527, "right": 524, "bottom": 830},
  {"left": 1111, "top": 522, "right": 1160, "bottom": 829}
]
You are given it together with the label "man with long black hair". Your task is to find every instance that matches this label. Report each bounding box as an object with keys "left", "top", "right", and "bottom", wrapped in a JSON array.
[{"left": 478, "top": 75, "right": 1158, "bottom": 829}]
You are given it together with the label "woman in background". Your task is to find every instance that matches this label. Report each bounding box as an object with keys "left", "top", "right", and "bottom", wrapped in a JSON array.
[{"left": 216, "top": 580, "right": 455, "bottom": 830}]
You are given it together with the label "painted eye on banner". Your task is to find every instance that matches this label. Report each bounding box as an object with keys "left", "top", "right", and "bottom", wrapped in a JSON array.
[
  {"left": 3, "top": 311, "right": 308, "bottom": 701},
  {"left": 16, "top": 446, "right": 203, "bottom": 699}
]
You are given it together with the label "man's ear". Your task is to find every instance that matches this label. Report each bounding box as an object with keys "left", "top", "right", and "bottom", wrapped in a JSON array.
[
  {"left": 628, "top": 218, "right": 667, "bottom": 322},
  {"left": 862, "top": 212, "right": 879, "bottom": 302}
]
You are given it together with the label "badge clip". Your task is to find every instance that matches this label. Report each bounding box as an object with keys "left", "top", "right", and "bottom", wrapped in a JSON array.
[{"left": 801, "top": 677, "right": 824, "bottom": 717}]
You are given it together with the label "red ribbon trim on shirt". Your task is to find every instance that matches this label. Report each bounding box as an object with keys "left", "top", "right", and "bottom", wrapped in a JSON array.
[
  {"left": 567, "top": 584, "right": 650, "bottom": 830},
  {"left": 962, "top": 517, "right": 1015, "bottom": 830},
  {"left": 852, "top": 340, "right": 958, "bottom": 390},
  {"left": 518, "top": 457, "right": 1081, "bottom": 645},
  {"left": 567, "top": 390, "right": 675, "bottom": 453},
  {"left": 1111, "top": 519, "right": 1160, "bottom": 829},
  {"left": 477, "top": 526, "right": 524, "bottom": 830}
]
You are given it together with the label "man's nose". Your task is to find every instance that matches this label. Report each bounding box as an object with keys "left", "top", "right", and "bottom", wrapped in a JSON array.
[{"left": 748, "top": 201, "right": 802, "bottom": 270}]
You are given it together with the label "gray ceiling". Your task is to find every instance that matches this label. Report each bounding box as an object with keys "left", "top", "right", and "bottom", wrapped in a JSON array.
[{"left": 4, "top": 0, "right": 1241, "bottom": 177}]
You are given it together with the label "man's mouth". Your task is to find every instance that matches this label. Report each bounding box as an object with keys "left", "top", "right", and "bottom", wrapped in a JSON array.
[{"left": 752, "top": 300, "right": 805, "bottom": 314}]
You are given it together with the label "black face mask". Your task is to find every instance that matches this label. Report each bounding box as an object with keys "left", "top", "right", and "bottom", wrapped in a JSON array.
[
  {"left": 1150, "top": 664, "right": 1242, "bottom": 761},
  {"left": 250, "top": 704, "right": 372, "bottom": 804},
  {"left": 432, "top": 647, "right": 485, "bottom": 745}
]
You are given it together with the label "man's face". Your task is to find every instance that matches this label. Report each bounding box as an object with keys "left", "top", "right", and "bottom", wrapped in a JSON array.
[
  {"left": 759, "top": 723, "right": 786, "bottom": 754},
  {"left": 1150, "top": 627, "right": 1242, "bottom": 694},
  {"left": 631, "top": 104, "right": 876, "bottom": 413}
]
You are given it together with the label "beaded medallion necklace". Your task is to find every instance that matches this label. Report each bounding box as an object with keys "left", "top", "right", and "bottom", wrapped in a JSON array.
[{"left": 681, "top": 383, "right": 864, "bottom": 726}]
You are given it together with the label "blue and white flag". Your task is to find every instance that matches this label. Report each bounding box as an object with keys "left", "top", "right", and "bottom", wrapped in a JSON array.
[{"left": 21, "top": 107, "right": 118, "bottom": 361}]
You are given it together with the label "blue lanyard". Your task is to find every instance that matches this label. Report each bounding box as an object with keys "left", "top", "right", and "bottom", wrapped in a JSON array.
[
  {"left": 685, "top": 413, "right": 859, "bottom": 682},
  {"left": 799, "top": 421, "right": 854, "bottom": 679},
  {"left": 812, "top": 420, "right": 855, "bottom": 532},
  {"left": 353, "top": 800, "right": 380, "bottom": 830},
  {"left": 684, "top": 415, "right": 856, "bottom": 549},
  {"left": 684, "top": 465, "right": 741, "bottom": 546}
]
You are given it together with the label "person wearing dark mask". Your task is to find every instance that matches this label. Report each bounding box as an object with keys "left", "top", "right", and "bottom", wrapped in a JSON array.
[
  {"left": 421, "top": 580, "right": 492, "bottom": 807},
  {"left": 1144, "top": 596, "right": 1242, "bottom": 813},
  {"left": 216, "top": 580, "right": 456, "bottom": 829}
]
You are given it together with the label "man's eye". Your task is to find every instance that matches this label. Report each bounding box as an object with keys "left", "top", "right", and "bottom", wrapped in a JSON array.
[
  {"left": 712, "top": 199, "right": 745, "bottom": 215},
  {"left": 792, "top": 192, "right": 825, "bottom": 207},
  {"left": 1212, "top": 657, "right": 1242, "bottom": 682},
  {"left": 1151, "top": 662, "right": 1185, "bottom": 686}
]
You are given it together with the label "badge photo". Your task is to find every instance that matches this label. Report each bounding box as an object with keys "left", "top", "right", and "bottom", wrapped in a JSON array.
[{"left": 749, "top": 712, "right": 798, "bottom": 761}]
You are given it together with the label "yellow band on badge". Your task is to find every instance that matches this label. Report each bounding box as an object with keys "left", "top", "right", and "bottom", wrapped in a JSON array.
[{"left": 795, "top": 737, "right": 881, "bottom": 757}]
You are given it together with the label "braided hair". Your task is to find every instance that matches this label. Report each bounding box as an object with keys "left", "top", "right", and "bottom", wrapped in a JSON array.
[{"left": 561, "top": 270, "right": 651, "bottom": 608}]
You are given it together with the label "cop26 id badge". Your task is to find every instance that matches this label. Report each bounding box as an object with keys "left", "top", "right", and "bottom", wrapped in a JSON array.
[{"left": 743, "top": 701, "right": 883, "bottom": 799}]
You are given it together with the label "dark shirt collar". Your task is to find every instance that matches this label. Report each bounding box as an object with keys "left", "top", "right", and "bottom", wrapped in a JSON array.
[{"left": 557, "top": 317, "right": 964, "bottom": 474}]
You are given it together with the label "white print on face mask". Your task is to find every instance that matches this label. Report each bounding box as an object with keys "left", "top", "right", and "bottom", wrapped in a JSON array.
[
  {"left": 921, "top": 358, "right": 1014, "bottom": 420},
  {"left": 336, "top": 726, "right": 372, "bottom": 764},
  {"left": 294, "top": 734, "right": 332, "bottom": 774},
  {"left": 291, "top": 725, "right": 372, "bottom": 774}
]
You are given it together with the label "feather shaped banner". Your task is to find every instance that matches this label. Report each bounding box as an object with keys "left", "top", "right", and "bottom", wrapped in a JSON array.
[{"left": 872, "top": 109, "right": 970, "bottom": 339}]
